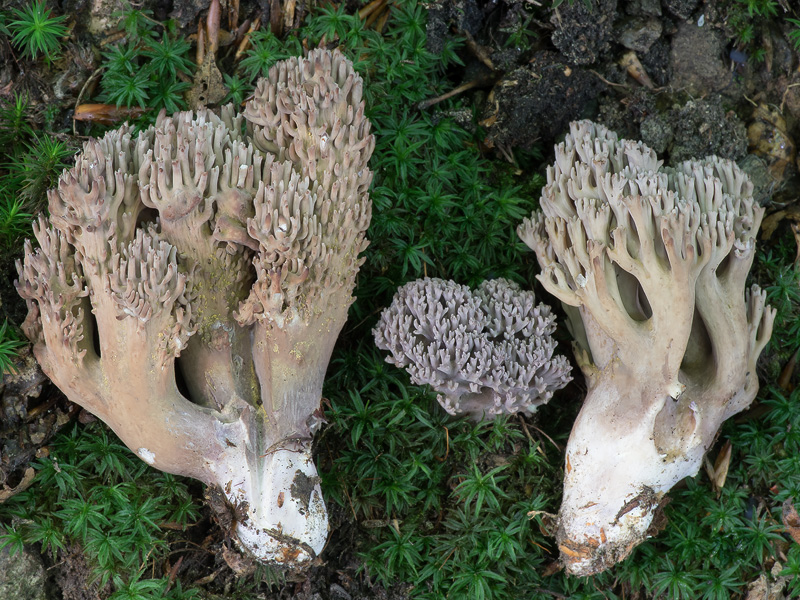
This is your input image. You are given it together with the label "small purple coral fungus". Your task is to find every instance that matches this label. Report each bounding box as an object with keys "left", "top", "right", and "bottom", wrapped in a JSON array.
[{"left": 374, "top": 277, "right": 571, "bottom": 421}]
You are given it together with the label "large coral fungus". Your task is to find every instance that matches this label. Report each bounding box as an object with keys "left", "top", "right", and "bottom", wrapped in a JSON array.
[
  {"left": 373, "top": 277, "right": 571, "bottom": 421},
  {"left": 15, "top": 49, "right": 373, "bottom": 567},
  {"left": 518, "top": 120, "right": 775, "bottom": 576}
]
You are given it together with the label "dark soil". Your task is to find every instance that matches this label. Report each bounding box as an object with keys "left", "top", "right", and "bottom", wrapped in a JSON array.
[{"left": 426, "top": 0, "right": 800, "bottom": 203}]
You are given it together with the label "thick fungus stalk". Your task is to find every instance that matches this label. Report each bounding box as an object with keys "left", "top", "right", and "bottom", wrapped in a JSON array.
[
  {"left": 517, "top": 120, "right": 774, "bottom": 576},
  {"left": 15, "top": 49, "right": 373, "bottom": 567}
]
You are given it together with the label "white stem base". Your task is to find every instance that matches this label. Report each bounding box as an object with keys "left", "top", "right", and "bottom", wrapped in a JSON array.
[
  {"left": 557, "top": 378, "right": 706, "bottom": 576},
  {"left": 222, "top": 448, "right": 329, "bottom": 565}
]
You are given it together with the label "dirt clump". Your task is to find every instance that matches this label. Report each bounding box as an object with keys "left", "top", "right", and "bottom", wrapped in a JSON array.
[{"left": 481, "top": 52, "right": 605, "bottom": 151}]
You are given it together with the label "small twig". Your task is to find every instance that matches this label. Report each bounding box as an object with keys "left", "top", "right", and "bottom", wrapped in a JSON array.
[
  {"left": 229, "top": 0, "right": 240, "bottom": 30},
  {"left": 234, "top": 16, "right": 260, "bottom": 62},
  {"left": 365, "top": 6, "right": 385, "bottom": 29},
  {"left": 418, "top": 77, "right": 492, "bottom": 110},
  {"left": 362, "top": 519, "right": 391, "bottom": 528},
  {"left": 229, "top": 18, "right": 251, "bottom": 51},
  {"left": 519, "top": 418, "right": 549, "bottom": 457},
  {"left": 25, "top": 395, "right": 60, "bottom": 422},
  {"left": 159, "top": 521, "right": 189, "bottom": 531},
  {"left": 588, "top": 69, "right": 627, "bottom": 88},
  {"left": 374, "top": 8, "right": 390, "bottom": 33},
  {"left": 527, "top": 420, "right": 562, "bottom": 453},
  {"left": 435, "top": 426, "right": 450, "bottom": 462},
  {"left": 743, "top": 94, "right": 758, "bottom": 107},
  {"left": 137, "top": 10, "right": 165, "bottom": 29},
  {"left": 98, "top": 30, "right": 127, "bottom": 47},
  {"left": 165, "top": 555, "right": 184, "bottom": 591},
  {"left": 358, "top": 0, "right": 386, "bottom": 20},
  {"left": 459, "top": 28, "right": 494, "bottom": 71},
  {"left": 341, "top": 475, "right": 358, "bottom": 520},
  {"left": 438, "top": 546, "right": 456, "bottom": 572},
  {"left": 519, "top": 417, "right": 535, "bottom": 443},
  {"left": 72, "top": 67, "right": 103, "bottom": 135}
]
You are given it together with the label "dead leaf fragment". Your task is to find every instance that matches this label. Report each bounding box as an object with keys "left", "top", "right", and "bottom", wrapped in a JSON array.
[
  {"left": 541, "top": 560, "right": 563, "bottom": 577},
  {"left": 73, "top": 103, "right": 148, "bottom": 125},
  {"left": 645, "top": 495, "right": 672, "bottom": 537},
  {"left": 0, "top": 467, "right": 35, "bottom": 503},
  {"left": 745, "top": 560, "right": 791, "bottom": 600},
  {"left": 781, "top": 499, "right": 800, "bottom": 545},
  {"left": 187, "top": 55, "right": 227, "bottom": 109},
  {"left": 166, "top": 555, "right": 183, "bottom": 590},
  {"left": 748, "top": 103, "right": 796, "bottom": 183},
  {"left": 703, "top": 439, "right": 732, "bottom": 496},
  {"left": 187, "top": 0, "right": 227, "bottom": 108},
  {"left": 222, "top": 544, "right": 256, "bottom": 576}
]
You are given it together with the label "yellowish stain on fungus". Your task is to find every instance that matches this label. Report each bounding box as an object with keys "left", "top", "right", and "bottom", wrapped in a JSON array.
[{"left": 290, "top": 339, "right": 311, "bottom": 361}]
